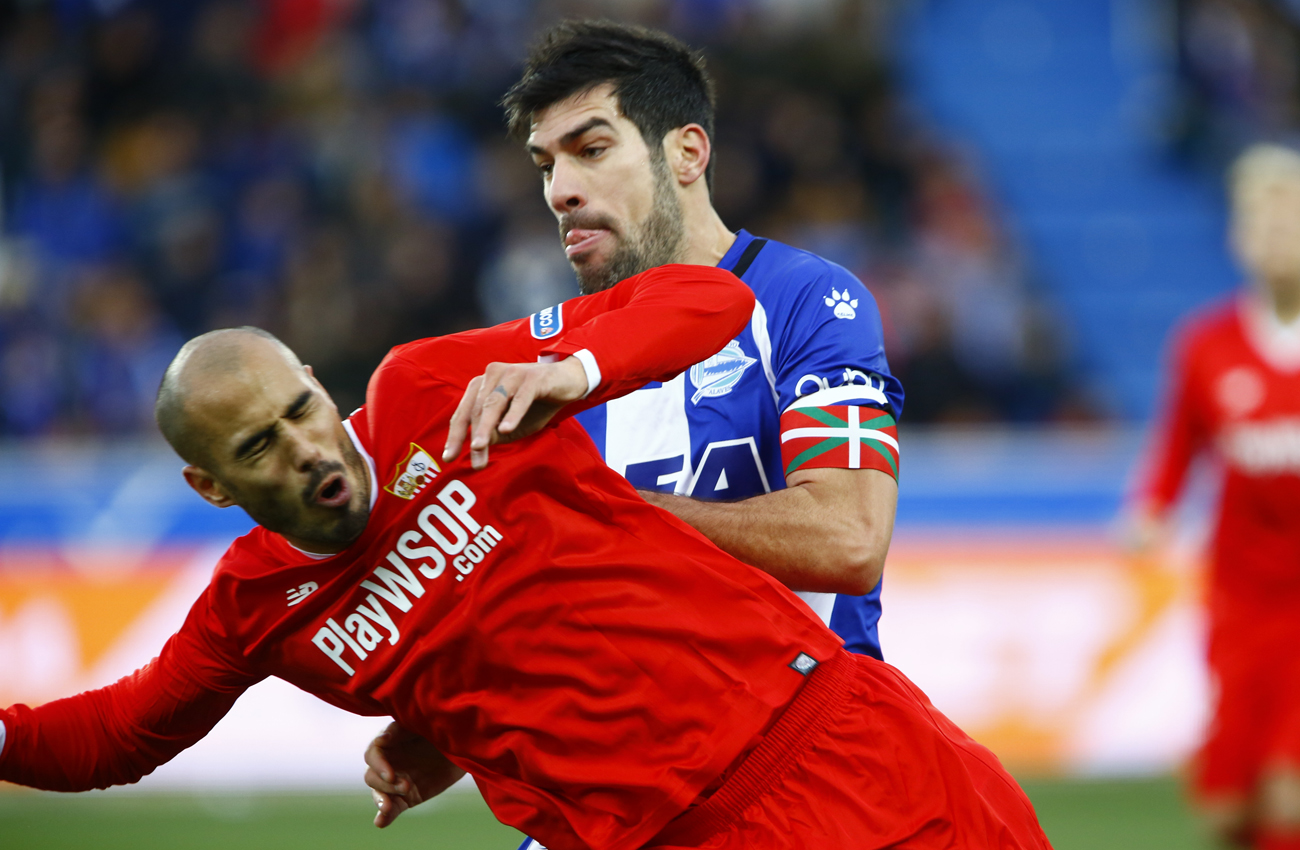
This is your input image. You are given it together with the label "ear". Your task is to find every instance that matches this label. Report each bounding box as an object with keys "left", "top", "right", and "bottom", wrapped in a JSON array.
[
  {"left": 665, "top": 124, "right": 711, "bottom": 188},
  {"left": 183, "top": 465, "right": 236, "bottom": 509}
]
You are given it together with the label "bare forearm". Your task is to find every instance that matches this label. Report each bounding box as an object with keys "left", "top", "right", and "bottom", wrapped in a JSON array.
[{"left": 640, "top": 469, "right": 896, "bottom": 595}]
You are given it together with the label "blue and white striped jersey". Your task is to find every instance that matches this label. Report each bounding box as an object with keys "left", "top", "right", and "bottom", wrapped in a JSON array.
[{"left": 569, "top": 229, "right": 904, "bottom": 658}]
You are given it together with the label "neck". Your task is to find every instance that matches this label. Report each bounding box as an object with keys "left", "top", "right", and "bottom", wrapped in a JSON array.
[
  {"left": 1260, "top": 276, "right": 1300, "bottom": 324},
  {"left": 677, "top": 191, "right": 737, "bottom": 268},
  {"left": 283, "top": 532, "right": 350, "bottom": 557}
]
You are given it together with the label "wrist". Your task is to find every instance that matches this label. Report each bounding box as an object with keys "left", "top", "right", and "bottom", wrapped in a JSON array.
[{"left": 567, "top": 350, "right": 601, "bottom": 399}]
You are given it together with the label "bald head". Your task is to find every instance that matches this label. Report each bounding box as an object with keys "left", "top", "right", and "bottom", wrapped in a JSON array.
[{"left": 156, "top": 327, "right": 303, "bottom": 467}]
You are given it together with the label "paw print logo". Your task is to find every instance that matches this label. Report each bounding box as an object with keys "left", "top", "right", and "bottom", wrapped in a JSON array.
[{"left": 824, "top": 289, "right": 858, "bottom": 320}]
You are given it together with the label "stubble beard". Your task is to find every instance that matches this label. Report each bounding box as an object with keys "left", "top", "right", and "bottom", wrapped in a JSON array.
[
  {"left": 230, "top": 431, "right": 371, "bottom": 550},
  {"left": 569, "top": 155, "right": 687, "bottom": 296}
]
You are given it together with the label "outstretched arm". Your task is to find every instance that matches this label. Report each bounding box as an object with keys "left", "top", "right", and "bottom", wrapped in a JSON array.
[{"left": 0, "top": 631, "right": 249, "bottom": 791}]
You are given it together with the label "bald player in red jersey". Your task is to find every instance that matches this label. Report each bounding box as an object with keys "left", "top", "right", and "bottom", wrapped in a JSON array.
[
  {"left": 1134, "top": 145, "right": 1300, "bottom": 850},
  {"left": 0, "top": 264, "right": 1049, "bottom": 850}
]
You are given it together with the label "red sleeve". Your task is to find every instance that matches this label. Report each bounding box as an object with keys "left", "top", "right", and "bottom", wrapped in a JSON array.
[
  {"left": 1135, "top": 322, "right": 1210, "bottom": 515},
  {"left": 374, "top": 263, "right": 755, "bottom": 417},
  {"left": 0, "top": 586, "right": 260, "bottom": 791}
]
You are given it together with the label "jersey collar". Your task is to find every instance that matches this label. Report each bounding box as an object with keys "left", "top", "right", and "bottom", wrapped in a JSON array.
[
  {"left": 718, "top": 229, "right": 755, "bottom": 272},
  {"left": 1240, "top": 291, "right": 1300, "bottom": 373}
]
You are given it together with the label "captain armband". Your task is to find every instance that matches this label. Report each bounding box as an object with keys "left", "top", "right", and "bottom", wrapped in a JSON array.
[{"left": 779, "top": 404, "right": 899, "bottom": 482}]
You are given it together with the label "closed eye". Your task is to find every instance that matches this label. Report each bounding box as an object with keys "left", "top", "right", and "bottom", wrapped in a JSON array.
[{"left": 236, "top": 429, "right": 274, "bottom": 462}]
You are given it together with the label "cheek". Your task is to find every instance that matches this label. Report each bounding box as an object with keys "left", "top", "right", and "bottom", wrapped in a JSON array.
[{"left": 599, "top": 153, "right": 659, "bottom": 225}]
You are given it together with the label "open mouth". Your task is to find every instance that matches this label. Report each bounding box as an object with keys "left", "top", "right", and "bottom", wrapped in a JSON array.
[
  {"left": 564, "top": 228, "right": 609, "bottom": 259},
  {"left": 313, "top": 473, "right": 351, "bottom": 509}
]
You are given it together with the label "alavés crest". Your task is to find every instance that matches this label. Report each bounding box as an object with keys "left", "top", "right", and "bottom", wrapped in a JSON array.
[{"left": 689, "top": 340, "right": 757, "bottom": 404}]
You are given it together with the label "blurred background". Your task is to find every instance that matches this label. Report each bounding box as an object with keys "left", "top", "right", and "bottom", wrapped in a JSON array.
[{"left": 0, "top": 0, "right": 1278, "bottom": 846}]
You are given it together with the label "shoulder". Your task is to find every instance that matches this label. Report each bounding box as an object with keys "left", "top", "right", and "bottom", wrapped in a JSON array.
[
  {"left": 1170, "top": 296, "right": 1240, "bottom": 359},
  {"left": 741, "top": 237, "right": 883, "bottom": 347},
  {"left": 742, "top": 237, "right": 880, "bottom": 332},
  {"left": 210, "top": 530, "right": 287, "bottom": 584},
  {"left": 365, "top": 340, "right": 454, "bottom": 414},
  {"left": 743, "top": 237, "right": 866, "bottom": 300}
]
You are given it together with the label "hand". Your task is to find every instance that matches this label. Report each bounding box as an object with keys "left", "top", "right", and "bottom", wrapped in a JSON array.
[
  {"left": 443, "top": 357, "right": 588, "bottom": 469},
  {"left": 1118, "top": 505, "right": 1165, "bottom": 560},
  {"left": 364, "top": 722, "right": 465, "bottom": 829}
]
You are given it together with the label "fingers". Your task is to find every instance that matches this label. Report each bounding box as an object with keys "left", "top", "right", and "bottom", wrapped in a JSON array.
[
  {"left": 365, "top": 763, "right": 408, "bottom": 797},
  {"left": 371, "top": 788, "right": 409, "bottom": 829},
  {"left": 443, "top": 362, "right": 567, "bottom": 469},
  {"left": 498, "top": 381, "right": 538, "bottom": 436},
  {"left": 363, "top": 724, "right": 403, "bottom": 785},
  {"left": 469, "top": 381, "right": 513, "bottom": 470},
  {"left": 443, "top": 376, "right": 482, "bottom": 463},
  {"left": 466, "top": 366, "right": 530, "bottom": 470},
  {"left": 364, "top": 738, "right": 393, "bottom": 784}
]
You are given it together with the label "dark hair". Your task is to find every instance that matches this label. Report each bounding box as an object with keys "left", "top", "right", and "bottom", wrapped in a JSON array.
[{"left": 503, "top": 20, "right": 717, "bottom": 185}]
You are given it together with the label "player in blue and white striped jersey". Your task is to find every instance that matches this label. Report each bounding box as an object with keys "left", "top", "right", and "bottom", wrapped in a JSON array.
[
  {"left": 364, "top": 21, "right": 905, "bottom": 838},
  {"left": 573, "top": 227, "right": 902, "bottom": 657}
]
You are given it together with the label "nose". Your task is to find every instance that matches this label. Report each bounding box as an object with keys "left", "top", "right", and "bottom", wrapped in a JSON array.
[
  {"left": 285, "top": 424, "right": 325, "bottom": 474},
  {"left": 547, "top": 157, "right": 586, "bottom": 216}
]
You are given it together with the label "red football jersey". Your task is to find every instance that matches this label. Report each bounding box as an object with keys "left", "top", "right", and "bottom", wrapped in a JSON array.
[
  {"left": 1139, "top": 295, "right": 1300, "bottom": 603},
  {"left": 0, "top": 265, "right": 844, "bottom": 850}
]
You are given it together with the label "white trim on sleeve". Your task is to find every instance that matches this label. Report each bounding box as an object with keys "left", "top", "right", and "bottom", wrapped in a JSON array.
[
  {"left": 784, "top": 383, "right": 888, "bottom": 413},
  {"left": 571, "top": 349, "right": 602, "bottom": 399},
  {"left": 0, "top": 719, "right": 7, "bottom": 758}
]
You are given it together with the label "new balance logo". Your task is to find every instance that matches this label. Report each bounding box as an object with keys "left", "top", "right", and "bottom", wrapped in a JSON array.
[{"left": 287, "top": 582, "right": 319, "bottom": 606}]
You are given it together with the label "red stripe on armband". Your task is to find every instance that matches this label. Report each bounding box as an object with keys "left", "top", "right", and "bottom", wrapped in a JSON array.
[{"left": 779, "top": 405, "right": 899, "bottom": 480}]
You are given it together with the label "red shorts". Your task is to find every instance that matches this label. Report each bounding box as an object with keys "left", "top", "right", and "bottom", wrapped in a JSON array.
[
  {"left": 647, "top": 651, "right": 1052, "bottom": 850},
  {"left": 1195, "top": 605, "right": 1300, "bottom": 800}
]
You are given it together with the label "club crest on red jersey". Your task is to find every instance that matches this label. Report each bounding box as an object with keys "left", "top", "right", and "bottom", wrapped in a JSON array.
[{"left": 385, "top": 443, "right": 439, "bottom": 500}]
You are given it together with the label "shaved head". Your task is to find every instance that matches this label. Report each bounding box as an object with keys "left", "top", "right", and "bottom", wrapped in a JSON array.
[
  {"left": 156, "top": 327, "right": 302, "bottom": 466},
  {"left": 157, "top": 326, "right": 371, "bottom": 554}
]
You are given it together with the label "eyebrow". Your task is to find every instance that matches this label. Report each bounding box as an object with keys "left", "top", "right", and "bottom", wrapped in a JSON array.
[
  {"left": 527, "top": 117, "right": 614, "bottom": 157},
  {"left": 233, "top": 390, "right": 312, "bottom": 460}
]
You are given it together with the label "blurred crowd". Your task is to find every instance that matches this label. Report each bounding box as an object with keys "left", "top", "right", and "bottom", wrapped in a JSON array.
[
  {"left": 0, "top": 0, "right": 1085, "bottom": 437},
  {"left": 1170, "top": 0, "right": 1300, "bottom": 169}
]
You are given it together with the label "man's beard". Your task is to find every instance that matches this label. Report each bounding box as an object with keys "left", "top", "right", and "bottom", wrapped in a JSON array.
[
  {"left": 563, "top": 155, "right": 687, "bottom": 295},
  {"left": 231, "top": 433, "right": 370, "bottom": 550}
]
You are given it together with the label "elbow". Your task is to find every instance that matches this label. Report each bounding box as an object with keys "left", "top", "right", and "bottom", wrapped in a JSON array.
[{"left": 827, "top": 536, "right": 887, "bottom": 596}]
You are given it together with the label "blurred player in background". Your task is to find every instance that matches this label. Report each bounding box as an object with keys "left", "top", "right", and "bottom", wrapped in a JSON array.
[
  {"left": 1132, "top": 144, "right": 1300, "bottom": 850},
  {"left": 366, "top": 23, "right": 905, "bottom": 834}
]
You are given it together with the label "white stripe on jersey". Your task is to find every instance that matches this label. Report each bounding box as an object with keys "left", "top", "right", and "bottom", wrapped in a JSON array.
[
  {"left": 602, "top": 373, "right": 694, "bottom": 494},
  {"left": 794, "top": 590, "right": 837, "bottom": 626},
  {"left": 750, "top": 300, "right": 781, "bottom": 406}
]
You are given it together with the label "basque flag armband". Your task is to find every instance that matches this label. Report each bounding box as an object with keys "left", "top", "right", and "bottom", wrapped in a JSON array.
[{"left": 779, "top": 403, "right": 899, "bottom": 481}]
